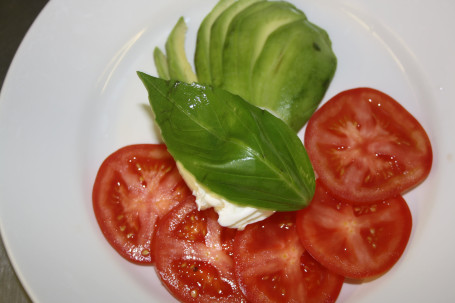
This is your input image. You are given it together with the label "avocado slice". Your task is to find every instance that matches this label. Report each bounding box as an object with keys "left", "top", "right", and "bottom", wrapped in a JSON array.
[
  {"left": 209, "top": 0, "right": 264, "bottom": 87},
  {"left": 251, "top": 18, "right": 337, "bottom": 131},
  {"left": 194, "top": 0, "right": 236, "bottom": 84},
  {"left": 221, "top": 1, "right": 307, "bottom": 102},
  {"left": 153, "top": 47, "right": 170, "bottom": 80},
  {"left": 165, "top": 17, "right": 198, "bottom": 83}
]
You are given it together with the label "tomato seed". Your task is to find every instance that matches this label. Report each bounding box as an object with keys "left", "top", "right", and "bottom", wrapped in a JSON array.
[{"left": 190, "top": 289, "right": 198, "bottom": 298}]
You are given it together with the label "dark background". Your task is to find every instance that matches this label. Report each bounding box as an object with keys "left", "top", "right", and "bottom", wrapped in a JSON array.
[{"left": 0, "top": 0, "right": 49, "bottom": 302}]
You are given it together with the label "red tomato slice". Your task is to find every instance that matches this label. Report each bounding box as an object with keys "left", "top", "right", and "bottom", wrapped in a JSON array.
[
  {"left": 296, "top": 181, "right": 412, "bottom": 279},
  {"left": 153, "top": 198, "right": 247, "bottom": 303},
  {"left": 234, "top": 212, "right": 344, "bottom": 303},
  {"left": 92, "top": 144, "right": 191, "bottom": 264},
  {"left": 304, "top": 87, "right": 432, "bottom": 202}
]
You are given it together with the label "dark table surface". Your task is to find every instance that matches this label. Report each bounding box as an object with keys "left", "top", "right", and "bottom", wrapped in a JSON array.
[{"left": 1, "top": 1, "right": 49, "bottom": 302}]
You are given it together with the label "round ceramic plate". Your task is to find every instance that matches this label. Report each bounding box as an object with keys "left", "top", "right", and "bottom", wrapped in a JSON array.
[{"left": 1, "top": 0, "right": 454, "bottom": 302}]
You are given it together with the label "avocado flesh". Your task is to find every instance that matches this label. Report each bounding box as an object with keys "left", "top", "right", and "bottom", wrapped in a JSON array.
[
  {"left": 165, "top": 17, "right": 198, "bottom": 83},
  {"left": 153, "top": 47, "right": 170, "bottom": 80},
  {"left": 221, "top": 1, "right": 307, "bottom": 102},
  {"left": 194, "top": 0, "right": 236, "bottom": 84},
  {"left": 156, "top": 0, "right": 337, "bottom": 132},
  {"left": 209, "top": 0, "right": 264, "bottom": 87},
  {"left": 251, "top": 19, "right": 337, "bottom": 131}
]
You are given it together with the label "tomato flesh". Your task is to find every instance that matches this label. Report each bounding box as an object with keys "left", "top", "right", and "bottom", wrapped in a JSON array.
[
  {"left": 304, "top": 87, "right": 432, "bottom": 202},
  {"left": 153, "top": 198, "right": 246, "bottom": 303},
  {"left": 234, "top": 212, "right": 343, "bottom": 303},
  {"left": 92, "top": 144, "right": 191, "bottom": 264},
  {"left": 296, "top": 181, "right": 412, "bottom": 279}
]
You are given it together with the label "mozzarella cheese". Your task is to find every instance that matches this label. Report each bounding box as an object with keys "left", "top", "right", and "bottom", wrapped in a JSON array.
[{"left": 177, "top": 162, "right": 275, "bottom": 230}]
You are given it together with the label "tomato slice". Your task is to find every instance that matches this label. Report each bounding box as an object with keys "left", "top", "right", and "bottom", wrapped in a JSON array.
[
  {"left": 92, "top": 144, "right": 191, "bottom": 264},
  {"left": 153, "top": 198, "right": 247, "bottom": 303},
  {"left": 304, "top": 87, "right": 432, "bottom": 202},
  {"left": 234, "top": 212, "right": 343, "bottom": 303},
  {"left": 296, "top": 181, "right": 412, "bottom": 279}
]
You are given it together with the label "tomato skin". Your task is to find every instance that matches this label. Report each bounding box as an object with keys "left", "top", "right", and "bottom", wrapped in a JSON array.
[
  {"left": 153, "top": 198, "right": 247, "bottom": 303},
  {"left": 304, "top": 87, "right": 432, "bottom": 202},
  {"left": 296, "top": 181, "right": 412, "bottom": 279},
  {"left": 92, "top": 144, "right": 191, "bottom": 264},
  {"left": 234, "top": 212, "right": 344, "bottom": 303}
]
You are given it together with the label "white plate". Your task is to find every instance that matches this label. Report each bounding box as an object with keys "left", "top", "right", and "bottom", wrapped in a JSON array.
[{"left": 1, "top": 0, "right": 454, "bottom": 302}]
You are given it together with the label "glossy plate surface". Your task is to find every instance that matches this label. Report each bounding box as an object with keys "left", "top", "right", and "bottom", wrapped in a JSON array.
[{"left": 0, "top": 0, "right": 454, "bottom": 302}]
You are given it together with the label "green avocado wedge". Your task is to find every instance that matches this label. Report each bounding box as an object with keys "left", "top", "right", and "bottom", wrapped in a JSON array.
[
  {"left": 220, "top": 1, "right": 307, "bottom": 103},
  {"left": 209, "top": 0, "right": 264, "bottom": 87},
  {"left": 153, "top": 47, "right": 170, "bottom": 80},
  {"left": 163, "top": 17, "right": 198, "bottom": 83},
  {"left": 250, "top": 18, "right": 337, "bottom": 130},
  {"left": 194, "top": 0, "right": 236, "bottom": 84},
  {"left": 137, "top": 72, "right": 315, "bottom": 211}
]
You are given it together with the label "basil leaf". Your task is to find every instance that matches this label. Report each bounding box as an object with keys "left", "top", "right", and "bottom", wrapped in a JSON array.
[{"left": 137, "top": 72, "right": 315, "bottom": 211}]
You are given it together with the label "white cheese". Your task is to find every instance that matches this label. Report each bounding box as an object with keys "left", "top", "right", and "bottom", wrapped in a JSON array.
[{"left": 176, "top": 162, "right": 275, "bottom": 230}]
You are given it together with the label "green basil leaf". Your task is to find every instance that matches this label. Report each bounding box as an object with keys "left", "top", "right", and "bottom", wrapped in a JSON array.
[{"left": 137, "top": 72, "right": 315, "bottom": 211}]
